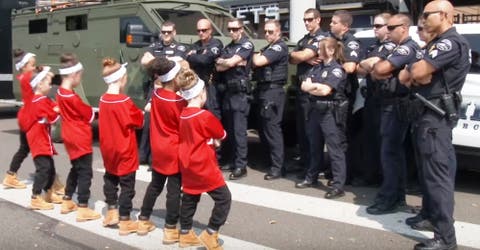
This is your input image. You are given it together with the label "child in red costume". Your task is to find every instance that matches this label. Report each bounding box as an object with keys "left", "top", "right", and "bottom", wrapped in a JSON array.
[
  {"left": 137, "top": 57, "right": 187, "bottom": 240},
  {"left": 26, "top": 66, "right": 62, "bottom": 210},
  {"left": 3, "top": 49, "right": 36, "bottom": 189},
  {"left": 56, "top": 53, "right": 101, "bottom": 222},
  {"left": 98, "top": 58, "right": 143, "bottom": 235},
  {"left": 177, "top": 69, "right": 231, "bottom": 250}
]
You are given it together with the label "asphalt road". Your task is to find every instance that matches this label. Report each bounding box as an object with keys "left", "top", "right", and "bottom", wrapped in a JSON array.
[{"left": 0, "top": 105, "right": 479, "bottom": 250}]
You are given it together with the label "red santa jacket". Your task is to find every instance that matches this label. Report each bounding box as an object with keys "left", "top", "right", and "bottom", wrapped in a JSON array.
[
  {"left": 56, "top": 87, "right": 95, "bottom": 160},
  {"left": 26, "top": 95, "right": 60, "bottom": 158},
  {"left": 99, "top": 93, "right": 143, "bottom": 176},
  {"left": 178, "top": 107, "right": 227, "bottom": 195},
  {"left": 17, "top": 71, "right": 35, "bottom": 132},
  {"left": 150, "top": 88, "right": 187, "bottom": 175}
]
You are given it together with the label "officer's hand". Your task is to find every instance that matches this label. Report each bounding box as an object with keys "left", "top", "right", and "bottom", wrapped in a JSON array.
[
  {"left": 144, "top": 102, "right": 151, "bottom": 112},
  {"left": 306, "top": 57, "right": 322, "bottom": 66},
  {"left": 399, "top": 68, "right": 412, "bottom": 88},
  {"left": 141, "top": 52, "right": 155, "bottom": 66},
  {"left": 213, "top": 139, "right": 222, "bottom": 148},
  {"left": 301, "top": 78, "right": 314, "bottom": 92},
  {"left": 53, "top": 106, "right": 60, "bottom": 113}
]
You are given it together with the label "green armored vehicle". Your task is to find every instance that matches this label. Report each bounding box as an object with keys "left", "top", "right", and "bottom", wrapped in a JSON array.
[{"left": 11, "top": 0, "right": 269, "bottom": 107}]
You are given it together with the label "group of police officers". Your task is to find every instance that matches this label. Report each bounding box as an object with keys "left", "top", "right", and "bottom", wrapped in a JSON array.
[{"left": 142, "top": 0, "right": 470, "bottom": 248}]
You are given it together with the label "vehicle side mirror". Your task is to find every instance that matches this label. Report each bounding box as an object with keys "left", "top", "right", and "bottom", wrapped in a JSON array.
[{"left": 126, "top": 23, "right": 153, "bottom": 48}]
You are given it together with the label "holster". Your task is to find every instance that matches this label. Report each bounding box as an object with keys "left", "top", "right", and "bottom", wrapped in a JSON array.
[
  {"left": 227, "top": 79, "right": 251, "bottom": 94},
  {"left": 311, "top": 100, "right": 334, "bottom": 114},
  {"left": 334, "top": 100, "right": 349, "bottom": 127}
]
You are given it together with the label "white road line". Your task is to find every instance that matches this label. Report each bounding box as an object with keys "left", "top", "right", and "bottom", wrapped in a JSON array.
[
  {"left": 0, "top": 180, "right": 273, "bottom": 250},
  {"left": 0, "top": 74, "right": 13, "bottom": 82},
  {"left": 110, "top": 166, "right": 480, "bottom": 249}
]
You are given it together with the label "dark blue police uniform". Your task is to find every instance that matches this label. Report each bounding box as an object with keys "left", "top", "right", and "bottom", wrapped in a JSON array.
[
  {"left": 299, "top": 60, "right": 347, "bottom": 195},
  {"left": 413, "top": 27, "right": 470, "bottom": 249},
  {"left": 187, "top": 38, "right": 224, "bottom": 119},
  {"left": 253, "top": 39, "right": 288, "bottom": 178},
  {"left": 362, "top": 39, "right": 396, "bottom": 184},
  {"left": 292, "top": 29, "right": 328, "bottom": 173},
  {"left": 140, "top": 40, "right": 188, "bottom": 166},
  {"left": 219, "top": 36, "right": 254, "bottom": 178},
  {"left": 367, "top": 37, "right": 421, "bottom": 214}
]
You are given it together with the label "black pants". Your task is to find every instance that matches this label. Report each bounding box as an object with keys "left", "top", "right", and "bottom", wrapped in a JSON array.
[
  {"left": 305, "top": 108, "right": 347, "bottom": 190},
  {"left": 139, "top": 111, "right": 151, "bottom": 165},
  {"left": 376, "top": 105, "right": 410, "bottom": 204},
  {"left": 140, "top": 171, "right": 181, "bottom": 225},
  {"left": 32, "top": 156, "right": 56, "bottom": 195},
  {"left": 180, "top": 185, "right": 231, "bottom": 231},
  {"left": 361, "top": 94, "right": 382, "bottom": 183},
  {"left": 103, "top": 172, "right": 136, "bottom": 217},
  {"left": 65, "top": 153, "right": 93, "bottom": 204},
  {"left": 257, "top": 87, "right": 285, "bottom": 174},
  {"left": 414, "top": 111, "right": 456, "bottom": 245},
  {"left": 9, "top": 131, "right": 30, "bottom": 174},
  {"left": 294, "top": 90, "right": 310, "bottom": 170},
  {"left": 205, "top": 84, "right": 223, "bottom": 120},
  {"left": 222, "top": 91, "right": 250, "bottom": 169}
]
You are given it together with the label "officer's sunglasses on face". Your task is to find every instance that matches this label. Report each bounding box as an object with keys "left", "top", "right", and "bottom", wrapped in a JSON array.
[
  {"left": 387, "top": 23, "right": 404, "bottom": 31},
  {"left": 422, "top": 11, "right": 443, "bottom": 19},
  {"left": 303, "top": 17, "right": 315, "bottom": 23},
  {"left": 161, "top": 30, "right": 173, "bottom": 35},
  {"left": 373, "top": 24, "right": 386, "bottom": 29},
  {"left": 264, "top": 29, "right": 275, "bottom": 35},
  {"left": 228, "top": 27, "right": 242, "bottom": 33},
  {"left": 197, "top": 28, "right": 210, "bottom": 33},
  {"left": 417, "top": 26, "right": 424, "bottom": 32}
]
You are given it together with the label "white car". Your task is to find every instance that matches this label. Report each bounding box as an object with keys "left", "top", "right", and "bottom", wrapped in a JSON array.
[{"left": 354, "top": 23, "right": 480, "bottom": 161}]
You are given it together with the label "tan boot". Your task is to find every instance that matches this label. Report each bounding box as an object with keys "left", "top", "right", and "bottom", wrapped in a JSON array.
[
  {"left": 52, "top": 175, "right": 65, "bottom": 195},
  {"left": 76, "top": 206, "right": 101, "bottom": 222},
  {"left": 3, "top": 172, "right": 26, "bottom": 189},
  {"left": 199, "top": 230, "right": 223, "bottom": 250},
  {"left": 31, "top": 195, "right": 54, "bottom": 210},
  {"left": 61, "top": 199, "right": 78, "bottom": 214},
  {"left": 179, "top": 229, "right": 203, "bottom": 247},
  {"left": 44, "top": 189, "right": 62, "bottom": 204},
  {"left": 102, "top": 208, "right": 119, "bottom": 227},
  {"left": 118, "top": 220, "right": 139, "bottom": 236},
  {"left": 162, "top": 227, "right": 180, "bottom": 244},
  {"left": 137, "top": 220, "right": 156, "bottom": 236}
]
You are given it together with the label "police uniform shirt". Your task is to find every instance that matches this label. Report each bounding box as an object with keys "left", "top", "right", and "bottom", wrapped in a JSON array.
[
  {"left": 220, "top": 36, "right": 254, "bottom": 80},
  {"left": 254, "top": 39, "right": 289, "bottom": 83},
  {"left": 386, "top": 37, "right": 422, "bottom": 95},
  {"left": 295, "top": 29, "right": 328, "bottom": 78},
  {"left": 307, "top": 60, "right": 346, "bottom": 101},
  {"left": 336, "top": 31, "right": 363, "bottom": 63},
  {"left": 365, "top": 39, "right": 396, "bottom": 95},
  {"left": 187, "top": 38, "right": 223, "bottom": 82},
  {"left": 147, "top": 40, "right": 188, "bottom": 59},
  {"left": 418, "top": 27, "right": 471, "bottom": 98}
]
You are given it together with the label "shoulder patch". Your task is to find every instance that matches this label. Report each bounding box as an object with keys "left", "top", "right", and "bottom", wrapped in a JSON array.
[
  {"left": 211, "top": 47, "right": 220, "bottom": 55},
  {"left": 270, "top": 44, "right": 282, "bottom": 52},
  {"left": 242, "top": 42, "right": 253, "bottom": 50},
  {"left": 177, "top": 45, "right": 186, "bottom": 52},
  {"left": 321, "top": 71, "right": 328, "bottom": 78},
  {"left": 332, "top": 68, "right": 343, "bottom": 78},
  {"left": 347, "top": 41, "right": 360, "bottom": 50},
  {"left": 416, "top": 50, "right": 424, "bottom": 59},
  {"left": 396, "top": 45, "right": 410, "bottom": 56},
  {"left": 315, "top": 34, "right": 327, "bottom": 41},
  {"left": 149, "top": 43, "right": 156, "bottom": 48},
  {"left": 436, "top": 39, "right": 452, "bottom": 51},
  {"left": 384, "top": 42, "right": 396, "bottom": 51}
]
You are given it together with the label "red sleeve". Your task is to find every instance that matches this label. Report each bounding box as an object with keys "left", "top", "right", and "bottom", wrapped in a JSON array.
[
  {"left": 74, "top": 96, "right": 94, "bottom": 123},
  {"left": 203, "top": 111, "right": 226, "bottom": 140},
  {"left": 127, "top": 99, "right": 144, "bottom": 129},
  {"left": 39, "top": 99, "right": 60, "bottom": 124}
]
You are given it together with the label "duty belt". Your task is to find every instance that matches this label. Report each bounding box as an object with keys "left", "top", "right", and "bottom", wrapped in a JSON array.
[{"left": 257, "top": 82, "right": 284, "bottom": 90}]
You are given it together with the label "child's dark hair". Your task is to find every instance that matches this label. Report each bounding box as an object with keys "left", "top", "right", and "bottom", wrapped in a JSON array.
[
  {"left": 177, "top": 68, "right": 198, "bottom": 90},
  {"left": 146, "top": 56, "right": 175, "bottom": 79},
  {"left": 13, "top": 48, "right": 26, "bottom": 64},
  {"left": 60, "top": 52, "right": 79, "bottom": 69}
]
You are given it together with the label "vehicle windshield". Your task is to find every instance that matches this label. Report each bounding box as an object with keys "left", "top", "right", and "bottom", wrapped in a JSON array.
[{"left": 464, "top": 34, "right": 480, "bottom": 74}]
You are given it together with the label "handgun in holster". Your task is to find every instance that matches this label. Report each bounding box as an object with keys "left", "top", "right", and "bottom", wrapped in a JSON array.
[{"left": 334, "top": 100, "right": 349, "bottom": 127}]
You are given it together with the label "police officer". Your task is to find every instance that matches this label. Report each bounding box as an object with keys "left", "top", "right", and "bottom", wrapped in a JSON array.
[
  {"left": 187, "top": 18, "right": 223, "bottom": 119},
  {"left": 139, "top": 21, "right": 188, "bottom": 168},
  {"left": 329, "top": 10, "right": 364, "bottom": 185},
  {"left": 362, "top": 14, "right": 421, "bottom": 215},
  {"left": 289, "top": 8, "right": 328, "bottom": 177},
  {"left": 401, "top": 1, "right": 470, "bottom": 249},
  {"left": 215, "top": 18, "right": 254, "bottom": 180},
  {"left": 295, "top": 37, "right": 347, "bottom": 199},
  {"left": 252, "top": 20, "right": 288, "bottom": 181},
  {"left": 357, "top": 13, "right": 396, "bottom": 186}
]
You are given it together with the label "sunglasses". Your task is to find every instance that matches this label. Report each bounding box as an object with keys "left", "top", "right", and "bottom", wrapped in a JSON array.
[
  {"left": 303, "top": 17, "right": 314, "bottom": 23},
  {"left": 264, "top": 30, "right": 275, "bottom": 35},
  {"left": 197, "top": 28, "right": 209, "bottom": 33},
  {"left": 227, "top": 27, "right": 241, "bottom": 32},
  {"left": 373, "top": 24, "right": 386, "bottom": 29},
  {"left": 417, "top": 26, "right": 424, "bottom": 31},
  {"left": 422, "top": 11, "right": 443, "bottom": 19},
  {"left": 161, "top": 30, "right": 173, "bottom": 35},
  {"left": 386, "top": 24, "right": 404, "bottom": 31}
]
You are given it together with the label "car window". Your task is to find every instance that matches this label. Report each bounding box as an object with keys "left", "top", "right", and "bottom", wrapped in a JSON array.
[{"left": 464, "top": 34, "right": 480, "bottom": 74}]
